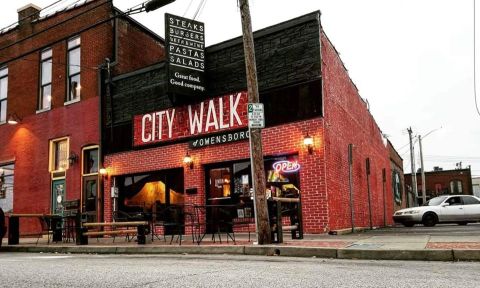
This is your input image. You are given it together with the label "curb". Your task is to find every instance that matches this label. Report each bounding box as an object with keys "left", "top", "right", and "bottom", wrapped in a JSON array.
[
  {"left": 2, "top": 245, "right": 480, "bottom": 262},
  {"left": 452, "top": 249, "right": 480, "bottom": 261},
  {"left": 244, "top": 245, "right": 337, "bottom": 258},
  {"left": 337, "top": 249, "right": 453, "bottom": 261}
]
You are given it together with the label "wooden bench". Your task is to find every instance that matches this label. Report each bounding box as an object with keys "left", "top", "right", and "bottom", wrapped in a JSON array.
[{"left": 78, "top": 221, "right": 149, "bottom": 245}]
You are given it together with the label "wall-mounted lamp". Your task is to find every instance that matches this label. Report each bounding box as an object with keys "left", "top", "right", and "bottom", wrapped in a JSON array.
[
  {"left": 99, "top": 167, "right": 108, "bottom": 176},
  {"left": 68, "top": 152, "right": 79, "bottom": 165},
  {"left": 303, "top": 134, "right": 314, "bottom": 154},
  {"left": 7, "top": 113, "right": 21, "bottom": 125},
  {"left": 183, "top": 152, "right": 193, "bottom": 169}
]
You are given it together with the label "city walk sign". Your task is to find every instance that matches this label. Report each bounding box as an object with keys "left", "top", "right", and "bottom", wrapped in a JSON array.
[{"left": 165, "top": 13, "right": 206, "bottom": 98}]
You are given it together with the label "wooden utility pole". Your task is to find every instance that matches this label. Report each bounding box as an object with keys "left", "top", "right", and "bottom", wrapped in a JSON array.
[
  {"left": 239, "top": 0, "right": 271, "bottom": 244},
  {"left": 407, "top": 127, "right": 418, "bottom": 206},
  {"left": 418, "top": 135, "right": 427, "bottom": 205}
]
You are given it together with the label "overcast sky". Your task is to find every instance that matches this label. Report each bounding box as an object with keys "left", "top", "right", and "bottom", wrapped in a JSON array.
[{"left": 1, "top": 0, "right": 479, "bottom": 176}]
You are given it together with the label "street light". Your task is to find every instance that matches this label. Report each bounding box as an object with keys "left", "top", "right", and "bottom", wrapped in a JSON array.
[
  {"left": 145, "top": 0, "right": 175, "bottom": 12},
  {"left": 418, "top": 126, "right": 442, "bottom": 204}
]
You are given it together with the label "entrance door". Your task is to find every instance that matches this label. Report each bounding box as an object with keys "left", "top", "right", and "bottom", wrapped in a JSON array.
[
  {"left": 52, "top": 179, "right": 66, "bottom": 215},
  {"left": 82, "top": 146, "right": 100, "bottom": 223},
  {"left": 206, "top": 166, "right": 233, "bottom": 233},
  {"left": 83, "top": 176, "right": 98, "bottom": 223}
]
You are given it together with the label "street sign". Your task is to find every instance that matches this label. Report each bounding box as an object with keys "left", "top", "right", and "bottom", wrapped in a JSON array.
[{"left": 247, "top": 103, "right": 265, "bottom": 129}]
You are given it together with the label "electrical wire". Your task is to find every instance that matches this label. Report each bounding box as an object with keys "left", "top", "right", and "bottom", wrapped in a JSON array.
[
  {"left": 40, "top": 0, "right": 85, "bottom": 18},
  {"left": 192, "top": 0, "right": 206, "bottom": 20},
  {"left": 20, "top": 57, "right": 99, "bottom": 71},
  {"left": 0, "top": 0, "right": 113, "bottom": 54},
  {"left": 196, "top": 0, "right": 208, "bottom": 20},
  {"left": 0, "top": 0, "right": 67, "bottom": 33},
  {"left": 183, "top": 0, "right": 195, "bottom": 17},
  {"left": 475, "top": 0, "right": 480, "bottom": 117}
]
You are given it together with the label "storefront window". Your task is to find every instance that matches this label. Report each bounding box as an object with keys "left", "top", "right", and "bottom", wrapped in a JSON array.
[
  {"left": 209, "top": 168, "right": 231, "bottom": 199},
  {"left": 206, "top": 155, "right": 301, "bottom": 206},
  {"left": 116, "top": 168, "right": 184, "bottom": 213}
]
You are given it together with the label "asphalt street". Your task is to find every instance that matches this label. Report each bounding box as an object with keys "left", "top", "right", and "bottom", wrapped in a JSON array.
[{"left": 0, "top": 253, "right": 479, "bottom": 288}]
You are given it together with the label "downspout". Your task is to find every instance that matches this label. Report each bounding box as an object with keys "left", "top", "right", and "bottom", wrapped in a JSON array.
[{"left": 348, "top": 144, "right": 354, "bottom": 233}]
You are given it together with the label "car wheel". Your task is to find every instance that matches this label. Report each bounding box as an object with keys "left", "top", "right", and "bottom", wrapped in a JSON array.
[
  {"left": 457, "top": 222, "right": 468, "bottom": 226},
  {"left": 403, "top": 222, "right": 414, "bottom": 227},
  {"left": 422, "top": 213, "right": 438, "bottom": 227}
]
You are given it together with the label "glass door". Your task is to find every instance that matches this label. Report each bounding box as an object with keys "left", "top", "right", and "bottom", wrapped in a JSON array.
[
  {"left": 82, "top": 146, "right": 99, "bottom": 223},
  {"left": 82, "top": 176, "right": 98, "bottom": 223},
  {"left": 51, "top": 179, "right": 66, "bottom": 215}
]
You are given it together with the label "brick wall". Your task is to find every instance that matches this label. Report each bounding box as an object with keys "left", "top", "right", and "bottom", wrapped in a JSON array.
[
  {"left": 205, "top": 12, "right": 321, "bottom": 97},
  {"left": 405, "top": 168, "right": 473, "bottom": 198},
  {"left": 105, "top": 117, "right": 328, "bottom": 233},
  {"left": 0, "top": 0, "right": 166, "bottom": 234},
  {"left": 0, "top": 98, "right": 99, "bottom": 233},
  {"left": 114, "top": 17, "right": 165, "bottom": 74},
  {"left": 0, "top": 0, "right": 113, "bottom": 63},
  {"left": 0, "top": 1, "right": 114, "bottom": 120},
  {"left": 321, "top": 31, "right": 395, "bottom": 230}
]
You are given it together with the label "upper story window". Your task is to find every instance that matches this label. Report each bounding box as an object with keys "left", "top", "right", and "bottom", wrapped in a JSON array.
[
  {"left": 83, "top": 147, "right": 99, "bottom": 175},
  {"left": 39, "top": 49, "right": 52, "bottom": 111},
  {"left": 66, "top": 36, "right": 81, "bottom": 103},
  {"left": 450, "top": 180, "right": 463, "bottom": 194},
  {"left": 0, "top": 67, "right": 8, "bottom": 123},
  {"left": 49, "top": 137, "right": 69, "bottom": 173}
]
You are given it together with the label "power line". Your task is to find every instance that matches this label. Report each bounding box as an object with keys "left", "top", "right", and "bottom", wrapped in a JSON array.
[
  {"left": 0, "top": 0, "right": 112, "bottom": 54},
  {"left": 0, "top": 0, "right": 67, "bottom": 33},
  {"left": 475, "top": 0, "right": 480, "bottom": 117},
  {"left": 183, "top": 0, "right": 195, "bottom": 17},
  {"left": 424, "top": 155, "right": 480, "bottom": 160},
  {"left": 193, "top": 0, "right": 207, "bottom": 20},
  {"left": 19, "top": 57, "right": 99, "bottom": 71}
]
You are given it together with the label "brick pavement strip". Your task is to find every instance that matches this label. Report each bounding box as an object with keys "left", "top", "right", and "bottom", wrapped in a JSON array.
[{"left": 427, "top": 242, "right": 480, "bottom": 250}]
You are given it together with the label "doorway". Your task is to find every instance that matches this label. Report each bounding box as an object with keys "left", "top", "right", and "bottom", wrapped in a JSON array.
[
  {"left": 82, "top": 146, "right": 100, "bottom": 223},
  {"left": 51, "top": 179, "right": 66, "bottom": 215}
]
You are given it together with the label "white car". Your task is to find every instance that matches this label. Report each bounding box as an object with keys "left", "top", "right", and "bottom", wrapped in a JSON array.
[{"left": 393, "top": 195, "right": 480, "bottom": 227}]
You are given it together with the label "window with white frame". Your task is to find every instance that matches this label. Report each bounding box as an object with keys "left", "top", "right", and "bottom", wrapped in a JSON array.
[
  {"left": 67, "top": 36, "right": 81, "bottom": 103},
  {"left": 0, "top": 67, "right": 8, "bottom": 123},
  {"left": 49, "top": 138, "right": 69, "bottom": 172},
  {"left": 39, "top": 49, "right": 52, "bottom": 111},
  {"left": 0, "top": 162, "right": 14, "bottom": 212}
]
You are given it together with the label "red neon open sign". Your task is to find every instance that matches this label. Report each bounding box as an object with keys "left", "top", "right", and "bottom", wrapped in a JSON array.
[{"left": 272, "top": 160, "right": 301, "bottom": 173}]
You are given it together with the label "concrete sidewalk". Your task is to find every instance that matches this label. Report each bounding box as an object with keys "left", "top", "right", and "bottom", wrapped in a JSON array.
[{"left": 2, "top": 228, "right": 480, "bottom": 262}]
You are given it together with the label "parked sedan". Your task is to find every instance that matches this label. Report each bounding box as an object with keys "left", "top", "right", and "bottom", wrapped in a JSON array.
[{"left": 393, "top": 195, "right": 480, "bottom": 227}]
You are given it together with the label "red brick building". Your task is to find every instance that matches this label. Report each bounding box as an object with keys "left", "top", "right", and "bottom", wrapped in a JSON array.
[
  {"left": 0, "top": 0, "right": 163, "bottom": 234},
  {"left": 102, "top": 11, "right": 400, "bottom": 234},
  {"left": 405, "top": 168, "right": 474, "bottom": 204}
]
